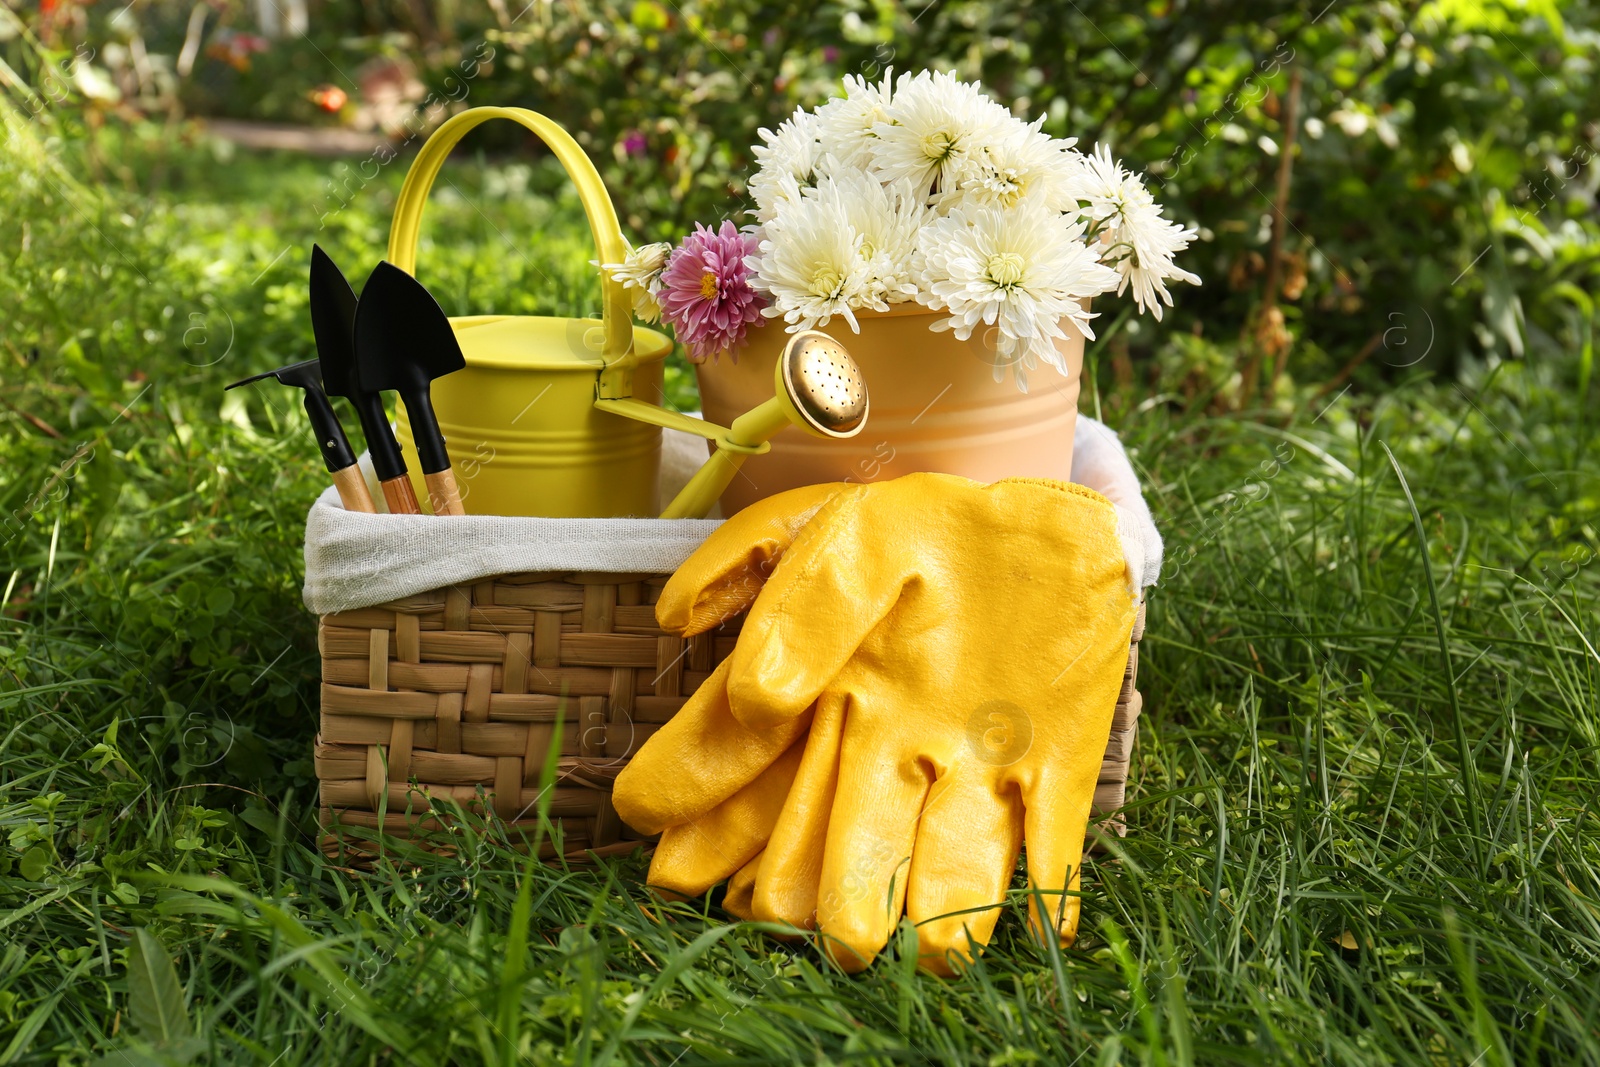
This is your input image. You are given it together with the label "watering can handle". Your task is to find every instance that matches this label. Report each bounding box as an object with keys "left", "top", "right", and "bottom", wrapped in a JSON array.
[{"left": 386, "top": 106, "right": 635, "bottom": 367}]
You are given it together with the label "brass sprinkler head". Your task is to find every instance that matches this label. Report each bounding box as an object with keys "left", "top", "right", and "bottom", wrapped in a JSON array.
[{"left": 780, "top": 331, "right": 869, "bottom": 438}]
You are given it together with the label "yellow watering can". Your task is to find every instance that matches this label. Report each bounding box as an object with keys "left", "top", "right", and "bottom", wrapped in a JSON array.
[{"left": 386, "top": 106, "right": 867, "bottom": 519}]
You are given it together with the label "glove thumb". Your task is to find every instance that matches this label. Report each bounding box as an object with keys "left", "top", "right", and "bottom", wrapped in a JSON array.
[{"left": 657, "top": 482, "right": 851, "bottom": 636}]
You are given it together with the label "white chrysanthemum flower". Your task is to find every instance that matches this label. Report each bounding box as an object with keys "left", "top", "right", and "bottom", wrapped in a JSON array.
[
  {"left": 913, "top": 202, "right": 1118, "bottom": 389},
  {"left": 811, "top": 167, "right": 926, "bottom": 310},
  {"left": 749, "top": 111, "right": 823, "bottom": 224},
  {"left": 747, "top": 198, "right": 870, "bottom": 333},
  {"left": 870, "top": 70, "right": 1011, "bottom": 201},
  {"left": 597, "top": 240, "right": 672, "bottom": 323},
  {"left": 942, "top": 118, "right": 1081, "bottom": 214},
  {"left": 1072, "top": 143, "right": 1200, "bottom": 320},
  {"left": 814, "top": 69, "right": 896, "bottom": 171}
]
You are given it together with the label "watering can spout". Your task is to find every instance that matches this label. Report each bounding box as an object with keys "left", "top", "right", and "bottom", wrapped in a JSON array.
[{"left": 654, "top": 331, "right": 869, "bottom": 519}]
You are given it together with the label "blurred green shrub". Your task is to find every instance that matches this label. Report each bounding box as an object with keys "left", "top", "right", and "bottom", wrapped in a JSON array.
[{"left": 3, "top": 0, "right": 1597, "bottom": 398}]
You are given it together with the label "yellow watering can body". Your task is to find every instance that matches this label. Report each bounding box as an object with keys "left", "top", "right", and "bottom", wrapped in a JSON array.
[
  {"left": 393, "top": 314, "right": 674, "bottom": 517},
  {"left": 383, "top": 106, "right": 677, "bottom": 518}
]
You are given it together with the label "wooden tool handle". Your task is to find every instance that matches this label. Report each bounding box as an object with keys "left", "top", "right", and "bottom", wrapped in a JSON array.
[
  {"left": 425, "top": 468, "right": 465, "bottom": 517},
  {"left": 380, "top": 475, "right": 422, "bottom": 515},
  {"left": 330, "top": 465, "right": 377, "bottom": 513}
]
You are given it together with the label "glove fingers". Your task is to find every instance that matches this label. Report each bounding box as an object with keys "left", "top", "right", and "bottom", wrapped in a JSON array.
[
  {"left": 728, "top": 489, "right": 911, "bottom": 731},
  {"left": 1020, "top": 770, "right": 1098, "bottom": 950},
  {"left": 815, "top": 733, "right": 930, "bottom": 974},
  {"left": 645, "top": 734, "right": 807, "bottom": 898},
  {"left": 657, "top": 483, "right": 850, "bottom": 636},
  {"left": 726, "top": 852, "right": 809, "bottom": 942},
  {"left": 613, "top": 658, "right": 812, "bottom": 835},
  {"left": 723, "top": 850, "right": 760, "bottom": 920},
  {"left": 747, "top": 692, "right": 848, "bottom": 932},
  {"left": 1019, "top": 608, "right": 1138, "bottom": 948},
  {"left": 905, "top": 772, "right": 1023, "bottom": 977}
]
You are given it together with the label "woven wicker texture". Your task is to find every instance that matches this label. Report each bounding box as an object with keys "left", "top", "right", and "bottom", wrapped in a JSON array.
[{"left": 316, "top": 572, "right": 1144, "bottom": 859}]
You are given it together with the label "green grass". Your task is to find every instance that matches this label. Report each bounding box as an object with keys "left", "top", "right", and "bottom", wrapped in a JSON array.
[{"left": 3, "top": 114, "right": 1599, "bottom": 1065}]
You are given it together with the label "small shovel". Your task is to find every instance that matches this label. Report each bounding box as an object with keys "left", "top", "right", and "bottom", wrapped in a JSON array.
[
  {"left": 310, "top": 245, "right": 422, "bottom": 515},
  {"left": 354, "top": 261, "right": 468, "bottom": 516},
  {"left": 225, "top": 359, "right": 376, "bottom": 513}
]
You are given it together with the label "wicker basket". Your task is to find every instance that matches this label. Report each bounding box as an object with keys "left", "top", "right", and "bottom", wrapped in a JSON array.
[{"left": 315, "top": 572, "right": 1144, "bottom": 860}]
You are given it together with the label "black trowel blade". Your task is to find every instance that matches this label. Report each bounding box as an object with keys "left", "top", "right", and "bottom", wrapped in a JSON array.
[
  {"left": 352, "top": 261, "right": 466, "bottom": 394},
  {"left": 309, "top": 245, "right": 362, "bottom": 401}
]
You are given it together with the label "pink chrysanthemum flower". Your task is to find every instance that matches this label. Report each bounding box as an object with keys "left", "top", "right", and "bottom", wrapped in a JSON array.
[{"left": 658, "top": 221, "right": 766, "bottom": 361}]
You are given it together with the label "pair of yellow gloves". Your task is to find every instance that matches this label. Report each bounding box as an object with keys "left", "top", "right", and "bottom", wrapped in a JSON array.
[{"left": 612, "top": 473, "right": 1139, "bottom": 976}]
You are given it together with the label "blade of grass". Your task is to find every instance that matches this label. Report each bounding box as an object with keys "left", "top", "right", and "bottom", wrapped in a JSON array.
[{"left": 1382, "top": 442, "right": 1484, "bottom": 872}]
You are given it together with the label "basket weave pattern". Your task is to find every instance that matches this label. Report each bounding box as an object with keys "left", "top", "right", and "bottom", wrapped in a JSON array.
[{"left": 316, "top": 573, "right": 1144, "bottom": 858}]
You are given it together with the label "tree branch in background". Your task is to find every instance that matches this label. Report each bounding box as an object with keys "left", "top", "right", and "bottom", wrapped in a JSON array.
[
  {"left": 1314, "top": 329, "right": 1386, "bottom": 399},
  {"left": 1265, "top": 66, "right": 1304, "bottom": 388},
  {"left": 175, "top": 4, "right": 208, "bottom": 80},
  {"left": 1240, "top": 64, "right": 1302, "bottom": 406}
]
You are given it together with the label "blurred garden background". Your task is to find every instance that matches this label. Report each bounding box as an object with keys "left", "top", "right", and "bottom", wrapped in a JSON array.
[{"left": 2, "top": 1, "right": 1599, "bottom": 1064}]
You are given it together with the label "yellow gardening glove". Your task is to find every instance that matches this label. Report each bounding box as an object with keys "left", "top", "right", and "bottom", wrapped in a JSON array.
[
  {"left": 613, "top": 484, "right": 849, "bottom": 895},
  {"left": 616, "top": 474, "right": 1137, "bottom": 975}
]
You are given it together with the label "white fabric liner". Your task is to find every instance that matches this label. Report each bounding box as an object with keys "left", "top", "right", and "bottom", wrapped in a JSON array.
[{"left": 302, "top": 415, "right": 1162, "bottom": 615}]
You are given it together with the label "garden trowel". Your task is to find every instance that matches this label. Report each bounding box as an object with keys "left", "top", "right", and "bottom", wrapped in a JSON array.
[
  {"left": 353, "top": 261, "right": 467, "bottom": 516},
  {"left": 225, "top": 359, "right": 376, "bottom": 513},
  {"left": 310, "top": 245, "right": 421, "bottom": 515}
]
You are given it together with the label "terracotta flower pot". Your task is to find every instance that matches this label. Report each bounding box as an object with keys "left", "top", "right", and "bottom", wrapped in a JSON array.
[{"left": 695, "top": 303, "right": 1086, "bottom": 516}]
